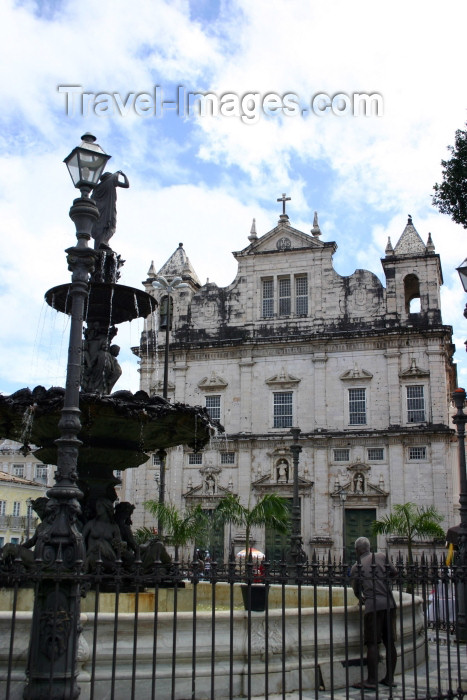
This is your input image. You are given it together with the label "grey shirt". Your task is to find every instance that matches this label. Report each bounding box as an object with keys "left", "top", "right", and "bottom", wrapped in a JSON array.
[{"left": 350, "top": 552, "right": 397, "bottom": 613}]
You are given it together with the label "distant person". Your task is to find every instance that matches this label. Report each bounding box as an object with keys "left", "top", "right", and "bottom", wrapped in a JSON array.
[{"left": 350, "top": 536, "right": 397, "bottom": 690}]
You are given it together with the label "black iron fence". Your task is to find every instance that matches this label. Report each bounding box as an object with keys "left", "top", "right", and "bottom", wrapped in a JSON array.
[{"left": 0, "top": 552, "right": 466, "bottom": 699}]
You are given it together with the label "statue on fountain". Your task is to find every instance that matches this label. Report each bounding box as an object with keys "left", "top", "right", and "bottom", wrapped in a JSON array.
[
  {"left": 91, "top": 170, "right": 129, "bottom": 251},
  {"left": 0, "top": 497, "right": 50, "bottom": 569},
  {"left": 82, "top": 498, "right": 133, "bottom": 572}
]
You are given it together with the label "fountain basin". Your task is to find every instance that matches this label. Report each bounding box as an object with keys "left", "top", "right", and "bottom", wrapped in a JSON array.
[
  {"left": 0, "top": 584, "right": 426, "bottom": 699},
  {"left": 0, "top": 386, "right": 215, "bottom": 471}
]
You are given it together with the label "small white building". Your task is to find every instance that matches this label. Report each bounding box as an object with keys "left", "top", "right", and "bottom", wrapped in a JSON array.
[{"left": 128, "top": 209, "right": 457, "bottom": 561}]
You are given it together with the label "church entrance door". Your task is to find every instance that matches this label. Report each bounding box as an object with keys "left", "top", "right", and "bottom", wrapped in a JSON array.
[{"left": 345, "top": 508, "right": 377, "bottom": 565}]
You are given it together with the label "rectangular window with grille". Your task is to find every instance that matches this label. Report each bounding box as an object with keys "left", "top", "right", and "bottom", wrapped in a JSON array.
[
  {"left": 349, "top": 388, "right": 367, "bottom": 425},
  {"left": 295, "top": 276, "right": 308, "bottom": 315},
  {"left": 0, "top": 501, "right": 6, "bottom": 516},
  {"left": 188, "top": 453, "right": 203, "bottom": 465},
  {"left": 152, "top": 454, "right": 161, "bottom": 466},
  {"left": 262, "top": 279, "right": 274, "bottom": 317},
  {"left": 368, "top": 448, "right": 384, "bottom": 461},
  {"left": 220, "top": 452, "right": 235, "bottom": 465},
  {"left": 333, "top": 448, "right": 350, "bottom": 462},
  {"left": 13, "top": 464, "right": 24, "bottom": 477},
  {"left": 407, "top": 385, "right": 425, "bottom": 422},
  {"left": 278, "top": 278, "right": 291, "bottom": 316},
  {"left": 12, "top": 501, "right": 20, "bottom": 517},
  {"left": 205, "top": 395, "right": 221, "bottom": 421},
  {"left": 273, "top": 392, "right": 293, "bottom": 428},
  {"left": 409, "top": 446, "right": 427, "bottom": 460}
]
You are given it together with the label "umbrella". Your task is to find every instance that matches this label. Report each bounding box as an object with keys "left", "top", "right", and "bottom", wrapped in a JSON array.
[{"left": 236, "top": 548, "right": 265, "bottom": 559}]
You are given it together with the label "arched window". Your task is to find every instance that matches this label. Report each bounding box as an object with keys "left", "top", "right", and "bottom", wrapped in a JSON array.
[{"left": 404, "top": 274, "right": 421, "bottom": 314}]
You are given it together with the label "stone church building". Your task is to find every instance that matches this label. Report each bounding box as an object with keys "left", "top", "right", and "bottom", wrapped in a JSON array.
[{"left": 125, "top": 205, "right": 458, "bottom": 561}]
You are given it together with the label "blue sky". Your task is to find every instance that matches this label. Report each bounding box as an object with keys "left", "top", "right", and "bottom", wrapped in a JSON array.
[{"left": 1, "top": 0, "right": 467, "bottom": 395}]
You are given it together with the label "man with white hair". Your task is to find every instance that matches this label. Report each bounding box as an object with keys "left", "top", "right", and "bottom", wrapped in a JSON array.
[{"left": 350, "top": 536, "right": 397, "bottom": 690}]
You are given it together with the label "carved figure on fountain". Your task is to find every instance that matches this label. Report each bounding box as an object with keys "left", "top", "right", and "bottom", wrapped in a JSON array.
[
  {"left": 82, "top": 497, "right": 133, "bottom": 572},
  {"left": 91, "top": 170, "right": 129, "bottom": 251}
]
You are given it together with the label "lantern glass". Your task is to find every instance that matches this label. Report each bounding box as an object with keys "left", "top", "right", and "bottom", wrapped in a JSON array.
[{"left": 64, "top": 134, "right": 110, "bottom": 192}]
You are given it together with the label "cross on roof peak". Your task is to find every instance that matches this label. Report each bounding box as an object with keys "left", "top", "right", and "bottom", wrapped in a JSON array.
[{"left": 277, "top": 193, "right": 291, "bottom": 217}]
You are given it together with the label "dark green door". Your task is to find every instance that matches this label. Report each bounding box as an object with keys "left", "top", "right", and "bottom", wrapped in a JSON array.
[
  {"left": 198, "top": 510, "right": 224, "bottom": 563},
  {"left": 345, "top": 508, "right": 377, "bottom": 565},
  {"left": 265, "top": 498, "right": 293, "bottom": 564}
]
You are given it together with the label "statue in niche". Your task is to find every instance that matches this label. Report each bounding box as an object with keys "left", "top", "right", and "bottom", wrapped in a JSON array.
[
  {"left": 276, "top": 459, "right": 289, "bottom": 483},
  {"left": 205, "top": 473, "right": 216, "bottom": 495},
  {"left": 91, "top": 170, "right": 129, "bottom": 250},
  {"left": 353, "top": 472, "right": 365, "bottom": 494}
]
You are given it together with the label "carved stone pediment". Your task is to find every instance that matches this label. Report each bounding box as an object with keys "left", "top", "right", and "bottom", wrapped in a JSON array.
[
  {"left": 252, "top": 473, "right": 313, "bottom": 495},
  {"left": 198, "top": 372, "right": 228, "bottom": 391},
  {"left": 399, "top": 358, "right": 430, "bottom": 379},
  {"left": 265, "top": 368, "right": 300, "bottom": 389},
  {"left": 331, "top": 470, "right": 388, "bottom": 505},
  {"left": 340, "top": 366, "right": 373, "bottom": 381},
  {"left": 237, "top": 223, "right": 324, "bottom": 257}
]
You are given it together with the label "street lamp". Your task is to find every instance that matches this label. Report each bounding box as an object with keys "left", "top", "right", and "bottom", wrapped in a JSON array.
[
  {"left": 449, "top": 388, "right": 467, "bottom": 642},
  {"left": 25, "top": 135, "right": 107, "bottom": 699},
  {"left": 290, "top": 427, "right": 302, "bottom": 570},
  {"left": 340, "top": 490, "right": 347, "bottom": 563},
  {"left": 152, "top": 275, "right": 189, "bottom": 399},
  {"left": 152, "top": 275, "right": 189, "bottom": 533},
  {"left": 64, "top": 132, "right": 111, "bottom": 196}
]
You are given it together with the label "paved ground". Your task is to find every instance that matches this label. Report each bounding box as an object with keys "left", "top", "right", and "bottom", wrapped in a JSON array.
[{"left": 244, "top": 632, "right": 467, "bottom": 700}]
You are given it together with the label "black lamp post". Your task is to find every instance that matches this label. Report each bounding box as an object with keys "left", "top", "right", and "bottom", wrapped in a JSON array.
[
  {"left": 25, "top": 134, "right": 109, "bottom": 699},
  {"left": 450, "top": 388, "right": 467, "bottom": 642},
  {"left": 290, "top": 427, "right": 302, "bottom": 567},
  {"left": 340, "top": 490, "right": 347, "bottom": 563},
  {"left": 151, "top": 275, "right": 189, "bottom": 534}
]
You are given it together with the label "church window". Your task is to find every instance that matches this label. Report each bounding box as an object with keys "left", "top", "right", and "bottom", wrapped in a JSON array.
[
  {"left": 333, "top": 448, "right": 350, "bottom": 462},
  {"left": 205, "top": 395, "right": 221, "bottom": 421},
  {"left": 273, "top": 392, "right": 293, "bottom": 428},
  {"left": 12, "top": 464, "right": 24, "bottom": 477},
  {"left": 278, "top": 278, "right": 291, "bottom": 316},
  {"left": 220, "top": 452, "right": 235, "bottom": 465},
  {"left": 295, "top": 275, "right": 308, "bottom": 315},
  {"left": 368, "top": 448, "right": 384, "bottom": 461},
  {"left": 262, "top": 279, "right": 274, "bottom": 317},
  {"left": 409, "top": 446, "right": 426, "bottom": 460},
  {"left": 188, "top": 453, "right": 203, "bottom": 465},
  {"left": 407, "top": 385, "right": 425, "bottom": 422},
  {"left": 349, "top": 388, "right": 367, "bottom": 425}
]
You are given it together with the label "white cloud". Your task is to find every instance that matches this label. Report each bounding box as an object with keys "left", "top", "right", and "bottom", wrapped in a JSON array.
[{"left": 1, "top": 0, "right": 467, "bottom": 395}]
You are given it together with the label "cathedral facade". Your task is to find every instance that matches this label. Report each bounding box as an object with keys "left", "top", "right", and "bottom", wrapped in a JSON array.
[{"left": 127, "top": 208, "right": 458, "bottom": 561}]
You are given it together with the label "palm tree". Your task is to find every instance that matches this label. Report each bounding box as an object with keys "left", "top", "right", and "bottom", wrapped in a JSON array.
[
  {"left": 143, "top": 501, "right": 209, "bottom": 559},
  {"left": 214, "top": 493, "right": 291, "bottom": 558},
  {"left": 371, "top": 502, "right": 445, "bottom": 564}
]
